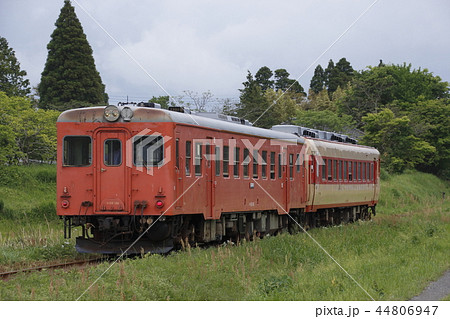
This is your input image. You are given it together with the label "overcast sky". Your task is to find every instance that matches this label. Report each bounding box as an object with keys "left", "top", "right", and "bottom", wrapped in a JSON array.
[{"left": 1, "top": 0, "right": 449, "bottom": 106}]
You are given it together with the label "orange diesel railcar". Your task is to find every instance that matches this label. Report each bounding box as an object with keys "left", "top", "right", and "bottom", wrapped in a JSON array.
[{"left": 57, "top": 103, "right": 380, "bottom": 254}]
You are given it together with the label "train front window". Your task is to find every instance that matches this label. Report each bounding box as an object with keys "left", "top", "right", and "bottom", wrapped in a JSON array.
[
  {"left": 63, "top": 136, "right": 92, "bottom": 166},
  {"left": 133, "top": 135, "right": 164, "bottom": 166},
  {"left": 104, "top": 139, "right": 122, "bottom": 166}
]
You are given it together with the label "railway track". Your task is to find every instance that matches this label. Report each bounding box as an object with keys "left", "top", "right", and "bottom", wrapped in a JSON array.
[{"left": 0, "top": 258, "right": 106, "bottom": 281}]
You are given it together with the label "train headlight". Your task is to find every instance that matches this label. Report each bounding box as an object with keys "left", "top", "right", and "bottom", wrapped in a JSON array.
[
  {"left": 104, "top": 105, "right": 120, "bottom": 122},
  {"left": 120, "top": 106, "right": 133, "bottom": 121}
]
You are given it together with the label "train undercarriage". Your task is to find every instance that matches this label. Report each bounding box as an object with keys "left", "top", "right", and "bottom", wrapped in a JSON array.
[{"left": 64, "top": 205, "right": 374, "bottom": 255}]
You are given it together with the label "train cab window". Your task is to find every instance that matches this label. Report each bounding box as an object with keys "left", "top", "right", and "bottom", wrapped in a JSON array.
[
  {"left": 234, "top": 147, "right": 240, "bottom": 178},
  {"left": 243, "top": 148, "right": 250, "bottom": 178},
  {"left": 185, "top": 141, "right": 191, "bottom": 176},
  {"left": 348, "top": 162, "right": 353, "bottom": 181},
  {"left": 215, "top": 146, "right": 220, "bottom": 176},
  {"left": 104, "top": 139, "right": 122, "bottom": 166},
  {"left": 63, "top": 136, "right": 91, "bottom": 166},
  {"left": 262, "top": 151, "right": 267, "bottom": 179},
  {"left": 296, "top": 154, "right": 301, "bottom": 173},
  {"left": 327, "top": 159, "right": 332, "bottom": 181},
  {"left": 289, "top": 154, "right": 294, "bottom": 180},
  {"left": 223, "top": 146, "right": 229, "bottom": 177},
  {"left": 253, "top": 150, "right": 259, "bottom": 179},
  {"left": 133, "top": 135, "right": 164, "bottom": 167},
  {"left": 194, "top": 143, "right": 202, "bottom": 176},
  {"left": 270, "top": 152, "right": 276, "bottom": 179}
]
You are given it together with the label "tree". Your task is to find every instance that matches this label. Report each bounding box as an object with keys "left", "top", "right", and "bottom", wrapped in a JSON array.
[
  {"left": 237, "top": 71, "right": 271, "bottom": 127},
  {"left": 38, "top": 0, "right": 107, "bottom": 110},
  {"left": 149, "top": 96, "right": 170, "bottom": 109},
  {"left": 0, "top": 37, "right": 31, "bottom": 97},
  {"left": 183, "top": 90, "right": 214, "bottom": 112},
  {"left": 338, "top": 63, "right": 449, "bottom": 128},
  {"left": 408, "top": 99, "right": 450, "bottom": 178},
  {"left": 264, "top": 89, "right": 299, "bottom": 125},
  {"left": 255, "top": 66, "right": 274, "bottom": 92},
  {"left": 294, "top": 109, "right": 354, "bottom": 133},
  {"left": 310, "top": 65, "right": 326, "bottom": 94},
  {"left": 0, "top": 91, "right": 59, "bottom": 164},
  {"left": 326, "top": 58, "right": 354, "bottom": 96},
  {"left": 361, "top": 108, "right": 436, "bottom": 173}
]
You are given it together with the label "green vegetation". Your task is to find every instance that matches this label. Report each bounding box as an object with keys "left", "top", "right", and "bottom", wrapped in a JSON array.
[
  {"left": 0, "top": 92, "right": 59, "bottom": 164},
  {"left": 224, "top": 61, "right": 449, "bottom": 178},
  {"left": 0, "top": 37, "right": 30, "bottom": 97},
  {"left": 0, "top": 167, "right": 448, "bottom": 300},
  {"left": 0, "top": 165, "right": 81, "bottom": 271},
  {"left": 38, "top": 0, "right": 107, "bottom": 110}
]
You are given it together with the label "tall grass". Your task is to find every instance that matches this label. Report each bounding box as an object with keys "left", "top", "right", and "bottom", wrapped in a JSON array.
[
  {"left": 0, "top": 165, "right": 81, "bottom": 271},
  {"left": 0, "top": 168, "right": 448, "bottom": 301}
]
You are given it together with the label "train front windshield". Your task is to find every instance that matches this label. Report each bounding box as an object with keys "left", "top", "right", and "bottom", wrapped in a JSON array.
[{"left": 133, "top": 135, "right": 164, "bottom": 167}]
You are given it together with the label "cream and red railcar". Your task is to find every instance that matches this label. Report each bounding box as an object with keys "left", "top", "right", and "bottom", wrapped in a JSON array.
[{"left": 57, "top": 103, "right": 380, "bottom": 254}]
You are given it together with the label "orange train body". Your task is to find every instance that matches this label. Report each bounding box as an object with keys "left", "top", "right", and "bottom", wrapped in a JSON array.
[{"left": 57, "top": 104, "right": 380, "bottom": 254}]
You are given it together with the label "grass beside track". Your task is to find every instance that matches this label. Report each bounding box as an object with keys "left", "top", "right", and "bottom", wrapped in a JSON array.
[{"left": 0, "top": 166, "right": 448, "bottom": 300}]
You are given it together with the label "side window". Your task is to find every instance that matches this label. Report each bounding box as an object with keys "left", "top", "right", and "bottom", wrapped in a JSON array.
[
  {"left": 104, "top": 139, "right": 122, "bottom": 166},
  {"left": 289, "top": 153, "right": 294, "bottom": 180},
  {"left": 223, "top": 146, "right": 229, "bottom": 177},
  {"left": 339, "top": 160, "right": 342, "bottom": 180},
  {"left": 215, "top": 146, "right": 220, "bottom": 176},
  {"left": 185, "top": 141, "right": 191, "bottom": 176},
  {"left": 261, "top": 151, "right": 267, "bottom": 179},
  {"left": 348, "top": 161, "right": 352, "bottom": 181},
  {"left": 175, "top": 138, "right": 180, "bottom": 169},
  {"left": 327, "top": 159, "right": 332, "bottom": 181},
  {"left": 278, "top": 153, "right": 282, "bottom": 179},
  {"left": 333, "top": 160, "right": 337, "bottom": 181},
  {"left": 133, "top": 135, "right": 164, "bottom": 166},
  {"left": 194, "top": 143, "right": 202, "bottom": 176},
  {"left": 234, "top": 147, "right": 240, "bottom": 178},
  {"left": 253, "top": 150, "right": 258, "bottom": 179},
  {"left": 243, "top": 148, "right": 250, "bottom": 178},
  {"left": 344, "top": 161, "right": 348, "bottom": 180},
  {"left": 296, "top": 153, "right": 301, "bottom": 173},
  {"left": 270, "top": 152, "right": 276, "bottom": 179},
  {"left": 322, "top": 158, "right": 326, "bottom": 181},
  {"left": 358, "top": 162, "right": 362, "bottom": 181},
  {"left": 63, "top": 136, "right": 92, "bottom": 166}
]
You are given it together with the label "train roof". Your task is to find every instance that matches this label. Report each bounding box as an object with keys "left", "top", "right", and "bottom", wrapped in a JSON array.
[
  {"left": 57, "top": 105, "right": 379, "bottom": 158},
  {"left": 310, "top": 138, "right": 380, "bottom": 161},
  {"left": 57, "top": 105, "right": 305, "bottom": 144}
]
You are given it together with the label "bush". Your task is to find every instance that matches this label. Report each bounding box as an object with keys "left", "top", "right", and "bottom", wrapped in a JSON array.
[
  {"left": 35, "top": 169, "right": 56, "bottom": 183},
  {"left": 30, "top": 200, "right": 57, "bottom": 220}
]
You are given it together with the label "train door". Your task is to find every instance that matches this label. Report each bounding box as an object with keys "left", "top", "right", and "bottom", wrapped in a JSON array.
[
  {"left": 205, "top": 138, "right": 215, "bottom": 219},
  {"left": 95, "top": 129, "right": 129, "bottom": 212},
  {"left": 285, "top": 151, "right": 292, "bottom": 213},
  {"left": 175, "top": 132, "right": 183, "bottom": 208},
  {"left": 307, "top": 155, "right": 317, "bottom": 209}
]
